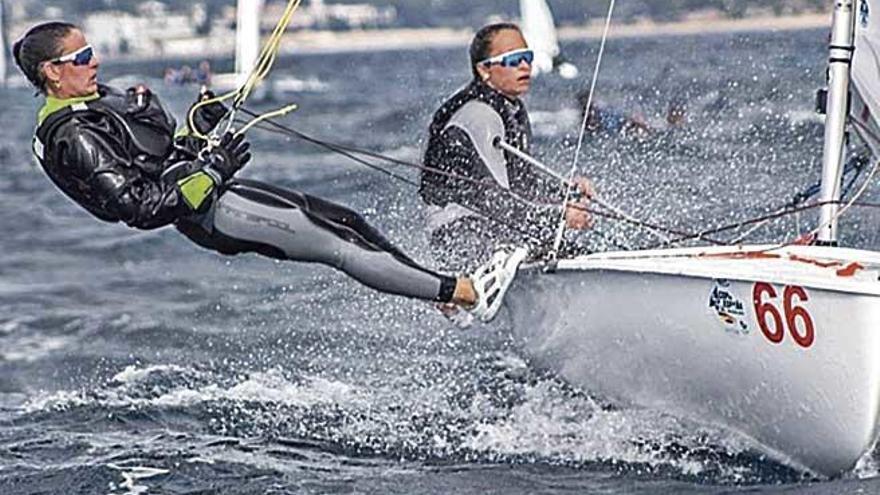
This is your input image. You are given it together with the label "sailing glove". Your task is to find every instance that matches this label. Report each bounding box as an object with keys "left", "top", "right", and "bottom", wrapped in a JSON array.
[
  {"left": 201, "top": 132, "right": 252, "bottom": 183},
  {"left": 189, "top": 89, "right": 229, "bottom": 135}
]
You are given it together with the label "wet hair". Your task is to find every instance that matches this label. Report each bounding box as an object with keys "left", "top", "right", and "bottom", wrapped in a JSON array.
[
  {"left": 12, "top": 21, "right": 78, "bottom": 94},
  {"left": 469, "top": 22, "right": 523, "bottom": 78}
]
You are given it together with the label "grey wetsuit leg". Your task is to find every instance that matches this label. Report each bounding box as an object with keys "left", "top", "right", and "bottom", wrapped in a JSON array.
[{"left": 176, "top": 180, "right": 457, "bottom": 302}]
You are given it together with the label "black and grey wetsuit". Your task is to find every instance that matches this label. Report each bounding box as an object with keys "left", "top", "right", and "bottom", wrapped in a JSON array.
[
  {"left": 420, "top": 80, "right": 564, "bottom": 269},
  {"left": 32, "top": 85, "right": 456, "bottom": 302}
]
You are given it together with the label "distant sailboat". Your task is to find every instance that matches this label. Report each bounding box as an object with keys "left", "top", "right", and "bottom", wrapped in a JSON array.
[{"left": 519, "top": 0, "right": 578, "bottom": 79}]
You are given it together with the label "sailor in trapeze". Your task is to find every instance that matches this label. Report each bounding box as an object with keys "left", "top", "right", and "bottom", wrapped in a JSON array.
[
  {"left": 420, "top": 23, "right": 595, "bottom": 270},
  {"left": 14, "top": 21, "right": 525, "bottom": 322}
]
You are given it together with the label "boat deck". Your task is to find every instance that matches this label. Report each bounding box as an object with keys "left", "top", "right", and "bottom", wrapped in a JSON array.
[{"left": 543, "top": 244, "right": 880, "bottom": 296}]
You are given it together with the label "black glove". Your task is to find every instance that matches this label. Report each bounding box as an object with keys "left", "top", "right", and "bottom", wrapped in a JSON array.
[
  {"left": 200, "top": 132, "right": 251, "bottom": 183},
  {"left": 189, "top": 89, "right": 228, "bottom": 135}
]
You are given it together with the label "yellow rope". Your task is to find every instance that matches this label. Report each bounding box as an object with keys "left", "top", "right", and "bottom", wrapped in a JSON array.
[
  {"left": 236, "top": 103, "right": 299, "bottom": 135},
  {"left": 187, "top": 0, "right": 302, "bottom": 143}
]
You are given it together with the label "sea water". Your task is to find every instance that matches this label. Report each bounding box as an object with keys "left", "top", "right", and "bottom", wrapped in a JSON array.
[{"left": 1, "top": 29, "right": 879, "bottom": 494}]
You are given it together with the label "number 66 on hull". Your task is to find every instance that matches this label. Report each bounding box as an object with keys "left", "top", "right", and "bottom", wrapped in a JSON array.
[{"left": 753, "top": 282, "right": 815, "bottom": 349}]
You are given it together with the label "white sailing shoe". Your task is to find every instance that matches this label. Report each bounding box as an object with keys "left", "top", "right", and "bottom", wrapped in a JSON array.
[{"left": 468, "top": 246, "right": 529, "bottom": 322}]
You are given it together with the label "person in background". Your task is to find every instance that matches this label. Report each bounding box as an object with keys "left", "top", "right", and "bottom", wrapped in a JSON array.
[
  {"left": 163, "top": 67, "right": 181, "bottom": 85},
  {"left": 576, "top": 90, "right": 651, "bottom": 136},
  {"left": 577, "top": 91, "right": 687, "bottom": 135},
  {"left": 195, "top": 60, "right": 212, "bottom": 86}
]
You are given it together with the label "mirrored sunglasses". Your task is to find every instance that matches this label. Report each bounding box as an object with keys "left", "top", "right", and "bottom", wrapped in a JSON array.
[
  {"left": 49, "top": 45, "right": 94, "bottom": 66},
  {"left": 479, "top": 49, "right": 534, "bottom": 68}
]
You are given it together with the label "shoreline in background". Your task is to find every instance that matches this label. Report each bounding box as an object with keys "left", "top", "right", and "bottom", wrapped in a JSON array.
[
  {"left": 144, "top": 12, "right": 831, "bottom": 62},
  {"left": 276, "top": 13, "right": 830, "bottom": 56},
  {"left": 558, "top": 12, "right": 828, "bottom": 41}
]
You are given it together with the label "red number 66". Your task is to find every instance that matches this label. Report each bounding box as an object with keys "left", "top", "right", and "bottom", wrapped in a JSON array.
[{"left": 752, "top": 283, "right": 815, "bottom": 348}]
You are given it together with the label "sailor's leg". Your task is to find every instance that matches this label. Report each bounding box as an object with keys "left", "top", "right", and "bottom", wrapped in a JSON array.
[{"left": 176, "top": 181, "right": 457, "bottom": 302}]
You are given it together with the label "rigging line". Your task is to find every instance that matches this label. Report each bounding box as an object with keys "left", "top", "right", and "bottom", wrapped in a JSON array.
[
  {"left": 851, "top": 200, "right": 880, "bottom": 208},
  {"left": 789, "top": 153, "right": 868, "bottom": 206},
  {"left": 726, "top": 155, "right": 871, "bottom": 246},
  {"left": 802, "top": 156, "right": 880, "bottom": 240},
  {"left": 725, "top": 205, "right": 792, "bottom": 246},
  {"left": 232, "top": 118, "right": 418, "bottom": 185},
  {"left": 239, "top": 116, "right": 880, "bottom": 253},
  {"left": 495, "top": 138, "right": 672, "bottom": 243},
  {"left": 645, "top": 200, "right": 848, "bottom": 250},
  {"left": 841, "top": 157, "right": 868, "bottom": 197},
  {"left": 738, "top": 162, "right": 880, "bottom": 256},
  {"left": 235, "top": 109, "right": 503, "bottom": 191},
  {"left": 237, "top": 108, "right": 572, "bottom": 212},
  {"left": 232, "top": 114, "right": 564, "bottom": 245},
  {"left": 235, "top": 108, "right": 729, "bottom": 245},
  {"left": 665, "top": 202, "right": 831, "bottom": 248},
  {"left": 549, "top": 0, "right": 617, "bottom": 258},
  {"left": 187, "top": 0, "right": 302, "bottom": 143}
]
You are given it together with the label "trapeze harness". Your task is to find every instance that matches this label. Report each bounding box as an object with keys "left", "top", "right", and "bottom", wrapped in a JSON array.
[
  {"left": 31, "top": 85, "right": 456, "bottom": 302},
  {"left": 420, "top": 80, "right": 564, "bottom": 266}
]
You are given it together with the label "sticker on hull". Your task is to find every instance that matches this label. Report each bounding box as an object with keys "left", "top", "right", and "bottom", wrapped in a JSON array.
[{"left": 708, "top": 279, "right": 750, "bottom": 335}]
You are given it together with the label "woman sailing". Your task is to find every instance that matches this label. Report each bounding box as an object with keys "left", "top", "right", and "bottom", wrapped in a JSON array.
[{"left": 14, "top": 21, "right": 525, "bottom": 322}]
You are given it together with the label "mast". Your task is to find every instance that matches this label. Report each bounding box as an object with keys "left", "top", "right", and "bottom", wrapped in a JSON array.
[
  {"left": 235, "top": 0, "right": 264, "bottom": 86},
  {"left": 0, "top": 0, "right": 7, "bottom": 88},
  {"left": 816, "top": 0, "right": 857, "bottom": 244}
]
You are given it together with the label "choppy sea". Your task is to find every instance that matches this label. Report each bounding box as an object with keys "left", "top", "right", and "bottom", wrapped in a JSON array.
[{"left": 3, "top": 28, "right": 880, "bottom": 494}]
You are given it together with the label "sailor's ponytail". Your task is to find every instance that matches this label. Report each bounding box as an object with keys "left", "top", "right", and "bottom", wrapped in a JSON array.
[{"left": 12, "top": 21, "right": 77, "bottom": 94}]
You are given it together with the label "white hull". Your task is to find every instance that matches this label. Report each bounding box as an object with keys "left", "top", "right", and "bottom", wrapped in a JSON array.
[{"left": 506, "top": 244, "right": 880, "bottom": 475}]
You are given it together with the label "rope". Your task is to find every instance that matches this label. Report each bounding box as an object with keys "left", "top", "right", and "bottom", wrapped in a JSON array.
[
  {"left": 233, "top": 109, "right": 565, "bottom": 245},
  {"left": 495, "top": 138, "right": 672, "bottom": 243},
  {"left": 549, "top": 0, "right": 617, "bottom": 258},
  {"left": 648, "top": 201, "right": 832, "bottom": 249},
  {"left": 186, "top": 0, "right": 302, "bottom": 144},
  {"left": 803, "top": 156, "right": 880, "bottom": 240},
  {"left": 705, "top": 142, "right": 869, "bottom": 245},
  {"left": 233, "top": 105, "right": 880, "bottom": 255},
  {"left": 235, "top": 108, "right": 732, "bottom": 247}
]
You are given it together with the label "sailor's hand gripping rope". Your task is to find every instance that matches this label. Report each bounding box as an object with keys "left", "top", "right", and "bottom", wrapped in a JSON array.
[
  {"left": 492, "top": 137, "right": 670, "bottom": 244},
  {"left": 186, "top": 0, "right": 303, "bottom": 155}
]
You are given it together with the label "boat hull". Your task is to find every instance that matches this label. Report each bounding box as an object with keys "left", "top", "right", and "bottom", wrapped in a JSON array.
[{"left": 505, "top": 245, "right": 880, "bottom": 475}]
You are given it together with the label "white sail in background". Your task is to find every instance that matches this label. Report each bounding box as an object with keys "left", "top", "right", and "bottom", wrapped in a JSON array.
[
  {"left": 519, "top": 0, "right": 578, "bottom": 79},
  {"left": 851, "top": 0, "right": 880, "bottom": 155},
  {"left": 519, "top": 0, "right": 559, "bottom": 75},
  {"left": 235, "top": 0, "right": 264, "bottom": 86}
]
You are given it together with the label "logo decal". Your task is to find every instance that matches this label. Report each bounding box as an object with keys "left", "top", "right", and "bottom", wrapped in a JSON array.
[
  {"left": 708, "top": 279, "right": 749, "bottom": 335},
  {"left": 861, "top": 0, "right": 870, "bottom": 28}
]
